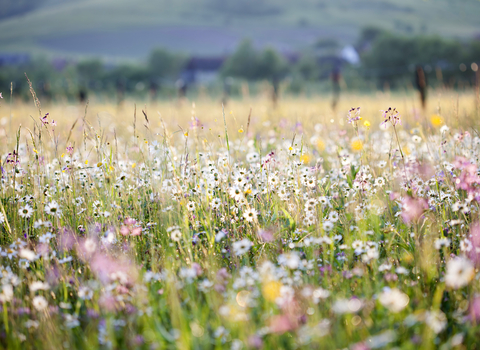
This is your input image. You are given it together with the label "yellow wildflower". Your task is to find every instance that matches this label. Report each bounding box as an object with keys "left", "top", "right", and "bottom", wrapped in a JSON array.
[
  {"left": 262, "top": 281, "right": 282, "bottom": 302},
  {"left": 300, "top": 154, "right": 311, "bottom": 164},
  {"left": 430, "top": 114, "right": 443, "bottom": 127},
  {"left": 317, "top": 139, "right": 325, "bottom": 151},
  {"left": 351, "top": 139, "right": 363, "bottom": 152}
]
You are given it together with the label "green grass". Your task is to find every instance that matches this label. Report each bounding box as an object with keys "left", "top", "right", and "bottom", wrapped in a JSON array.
[{"left": 0, "top": 92, "right": 480, "bottom": 348}]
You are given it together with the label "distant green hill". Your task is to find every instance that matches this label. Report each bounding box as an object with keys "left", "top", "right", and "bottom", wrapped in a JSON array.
[{"left": 0, "top": 0, "right": 479, "bottom": 59}]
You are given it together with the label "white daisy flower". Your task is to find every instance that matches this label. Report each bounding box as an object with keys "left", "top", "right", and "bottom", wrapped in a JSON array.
[
  {"left": 211, "top": 198, "right": 222, "bottom": 210},
  {"left": 243, "top": 208, "right": 258, "bottom": 222},
  {"left": 18, "top": 204, "right": 34, "bottom": 219},
  {"left": 323, "top": 220, "right": 334, "bottom": 231},
  {"left": 32, "top": 295, "right": 48, "bottom": 311},
  {"left": 171, "top": 228, "right": 182, "bottom": 242},
  {"left": 19, "top": 249, "right": 36, "bottom": 261},
  {"left": 186, "top": 201, "right": 196, "bottom": 212},
  {"left": 45, "top": 201, "right": 62, "bottom": 217},
  {"left": 78, "top": 286, "right": 93, "bottom": 300},
  {"left": 379, "top": 288, "right": 409, "bottom": 313},
  {"left": 434, "top": 238, "right": 451, "bottom": 250},
  {"left": 233, "top": 239, "right": 252, "bottom": 256},
  {"left": 425, "top": 310, "right": 447, "bottom": 334},
  {"left": 30, "top": 281, "right": 50, "bottom": 293},
  {"left": 445, "top": 257, "right": 474, "bottom": 289}
]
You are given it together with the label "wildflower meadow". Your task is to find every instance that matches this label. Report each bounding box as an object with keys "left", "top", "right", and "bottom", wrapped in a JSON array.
[{"left": 0, "top": 90, "right": 480, "bottom": 349}]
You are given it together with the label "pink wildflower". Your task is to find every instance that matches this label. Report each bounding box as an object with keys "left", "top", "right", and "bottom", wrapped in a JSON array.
[
  {"left": 120, "top": 217, "right": 142, "bottom": 236},
  {"left": 269, "top": 314, "right": 298, "bottom": 334},
  {"left": 453, "top": 157, "right": 480, "bottom": 199},
  {"left": 401, "top": 196, "right": 428, "bottom": 224},
  {"left": 469, "top": 222, "right": 480, "bottom": 266}
]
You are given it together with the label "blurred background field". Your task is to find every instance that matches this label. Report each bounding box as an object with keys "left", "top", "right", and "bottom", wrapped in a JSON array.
[
  {"left": 1, "top": 89, "right": 478, "bottom": 159},
  {"left": 1, "top": 0, "right": 480, "bottom": 57},
  {"left": 0, "top": 0, "right": 479, "bottom": 105}
]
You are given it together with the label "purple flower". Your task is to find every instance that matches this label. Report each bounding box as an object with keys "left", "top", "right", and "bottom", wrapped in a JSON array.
[
  {"left": 41, "top": 113, "right": 49, "bottom": 125},
  {"left": 189, "top": 117, "right": 202, "bottom": 129},
  {"left": 134, "top": 335, "right": 144, "bottom": 346},
  {"left": 87, "top": 309, "right": 99, "bottom": 318},
  {"left": 469, "top": 296, "right": 480, "bottom": 322},
  {"left": 248, "top": 335, "right": 263, "bottom": 349},
  {"left": 347, "top": 107, "right": 361, "bottom": 124},
  {"left": 380, "top": 107, "right": 401, "bottom": 127}
]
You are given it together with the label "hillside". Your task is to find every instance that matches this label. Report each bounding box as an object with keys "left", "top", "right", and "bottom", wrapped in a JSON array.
[{"left": 0, "top": 0, "right": 479, "bottom": 59}]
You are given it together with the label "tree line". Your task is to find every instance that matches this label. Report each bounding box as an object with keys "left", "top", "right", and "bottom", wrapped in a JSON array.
[{"left": 0, "top": 27, "right": 479, "bottom": 101}]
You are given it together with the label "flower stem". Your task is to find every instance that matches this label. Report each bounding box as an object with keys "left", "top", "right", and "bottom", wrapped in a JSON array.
[
  {"left": 393, "top": 125, "right": 410, "bottom": 187},
  {"left": 3, "top": 302, "right": 8, "bottom": 334}
]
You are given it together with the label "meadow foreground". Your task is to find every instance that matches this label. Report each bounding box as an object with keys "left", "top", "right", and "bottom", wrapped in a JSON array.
[{"left": 0, "top": 93, "right": 479, "bottom": 349}]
